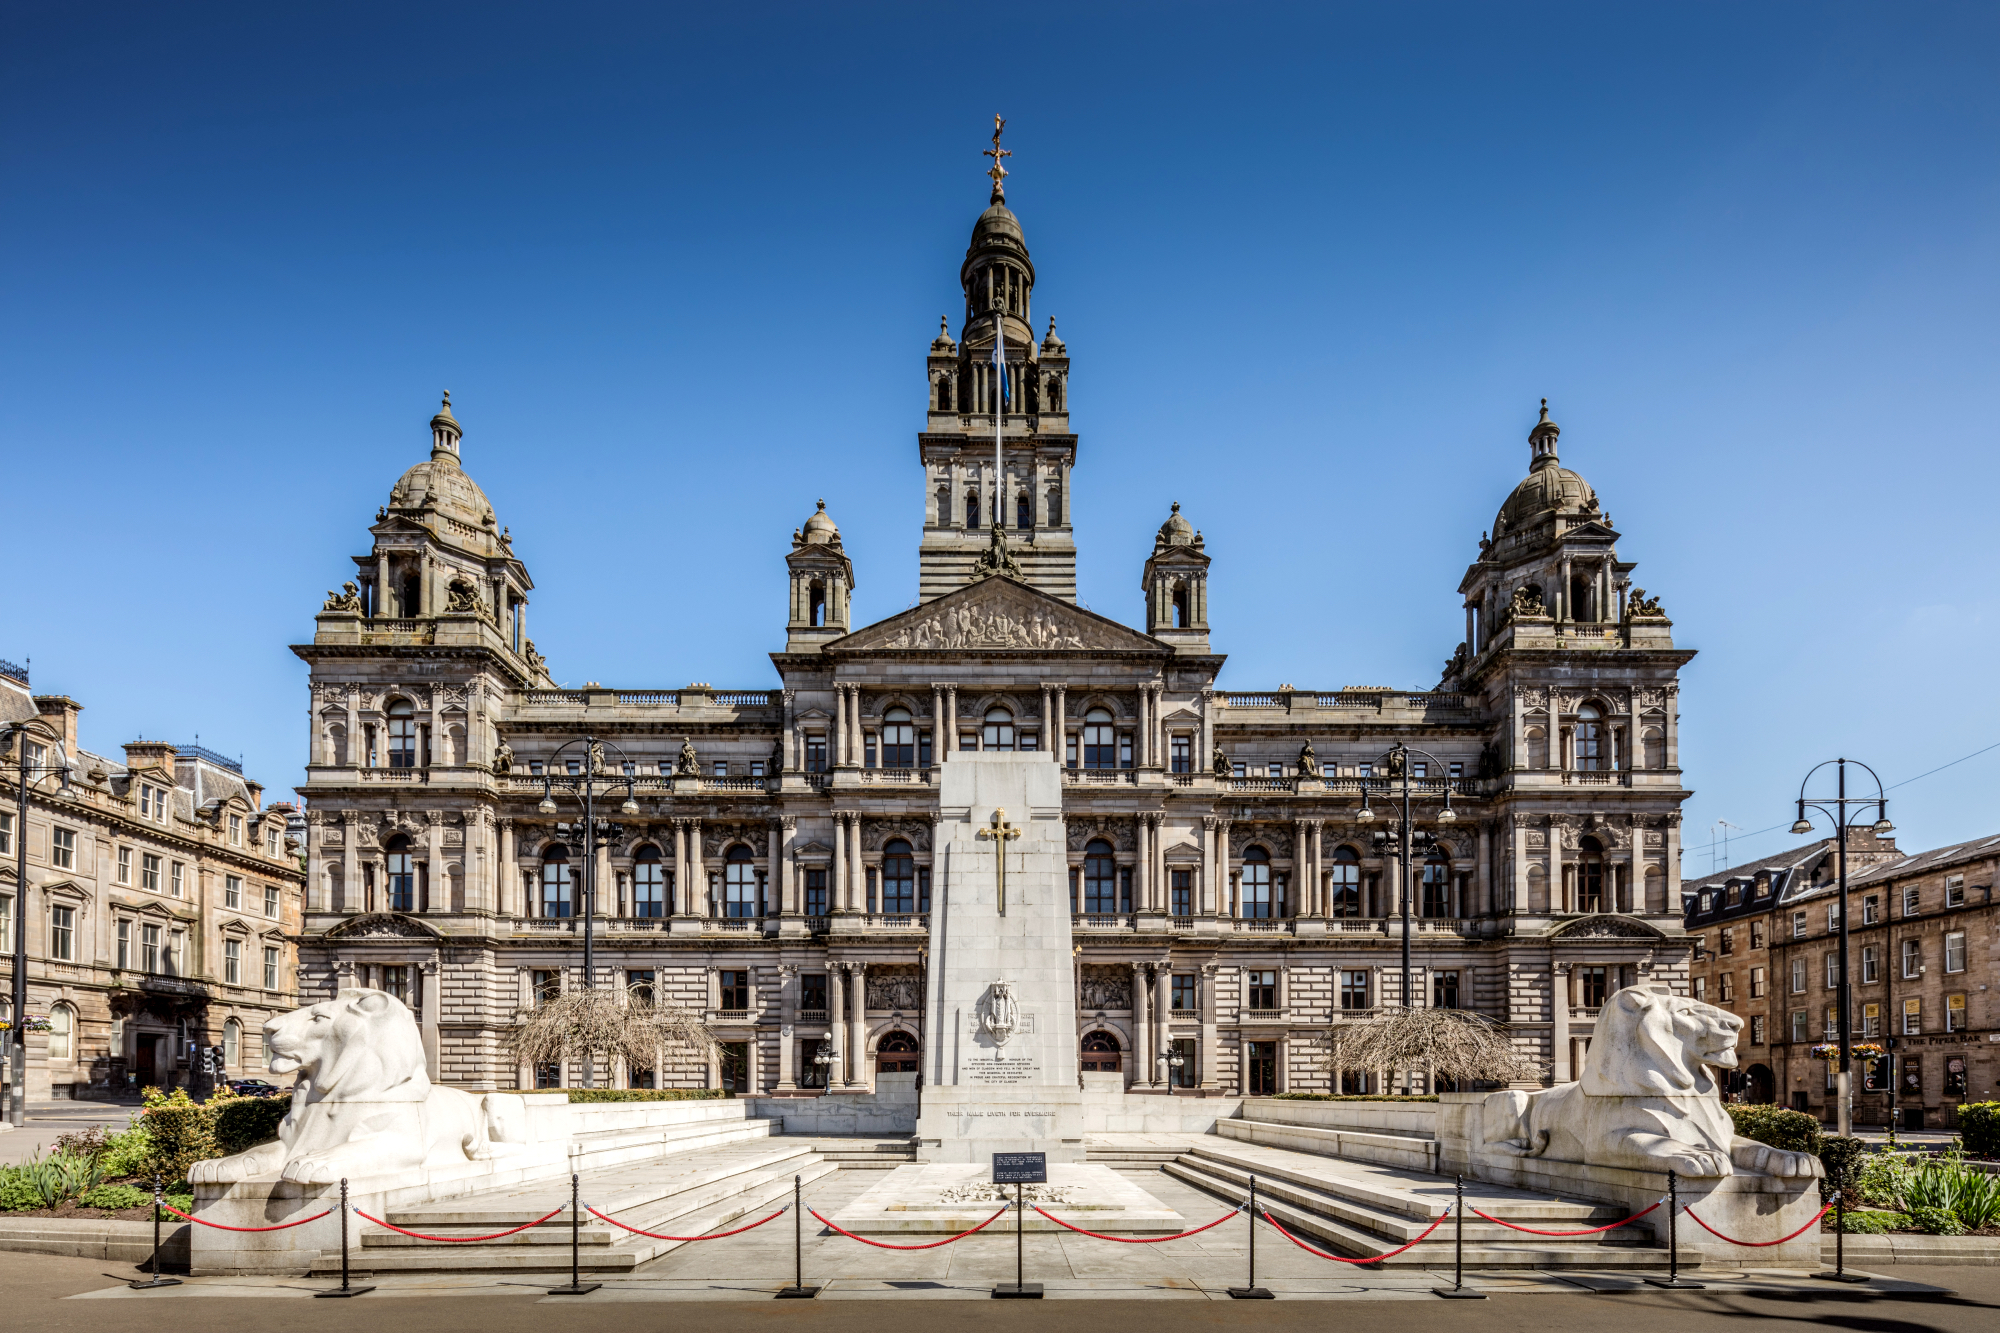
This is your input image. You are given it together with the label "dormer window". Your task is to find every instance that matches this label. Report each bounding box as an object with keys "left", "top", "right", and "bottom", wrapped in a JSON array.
[{"left": 229, "top": 813, "right": 243, "bottom": 845}]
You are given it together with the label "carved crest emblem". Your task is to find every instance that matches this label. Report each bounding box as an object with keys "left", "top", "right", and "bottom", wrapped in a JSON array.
[{"left": 980, "top": 981, "right": 1019, "bottom": 1046}]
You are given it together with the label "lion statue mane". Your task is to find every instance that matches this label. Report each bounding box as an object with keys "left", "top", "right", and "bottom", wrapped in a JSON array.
[
  {"left": 191, "top": 988, "right": 536, "bottom": 1186},
  {"left": 1479, "top": 983, "right": 1819, "bottom": 1180}
]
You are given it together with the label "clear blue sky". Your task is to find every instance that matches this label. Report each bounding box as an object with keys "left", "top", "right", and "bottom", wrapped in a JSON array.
[{"left": 6, "top": 3, "right": 1997, "bottom": 872}]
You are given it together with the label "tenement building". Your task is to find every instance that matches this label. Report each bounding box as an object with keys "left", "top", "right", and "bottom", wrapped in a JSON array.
[
  {"left": 0, "top": 664, "right": 305, "bottom": 1101},
  {"left": 1685, "top": 830, "right": 1997, "bottom": 1129},
  {"left": 293, "top": 172, "right": 1698, "bottom": 1096}
]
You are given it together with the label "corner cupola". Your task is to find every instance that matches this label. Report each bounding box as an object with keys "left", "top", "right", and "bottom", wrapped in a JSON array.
[
  {"left": 785, "top": 499, "right": 856, "bottom": 651},
  {"left": 1141, "top": 502, "right": 1211, "bottom": 653}
]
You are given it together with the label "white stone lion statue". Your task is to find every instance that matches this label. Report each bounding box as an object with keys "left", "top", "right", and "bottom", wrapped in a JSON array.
[
  {"left": 191, "top": 988, "right": 536, "bottom": 1186},
  {"left": 1480, "top": 983, "right": 1820, "bottom": 1179}
]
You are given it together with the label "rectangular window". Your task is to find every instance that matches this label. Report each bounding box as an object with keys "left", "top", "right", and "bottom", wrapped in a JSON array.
[
  {"left": 535, "top": 1062, "right": 561, "bottom": 1089},
  {"left": 267, "top": 826, "right": 279, "bottom": 855},
  {"left": 1718, "top": 972, "right": 1734, "bottom": 1002},
  {"left": 1862, "top": 1002, "right": 1881, "bottom": 1037},
  {"left": 1825, "top": 1008, "right": 1838, "bottom": 1042},
  {"left": 1693, "top": 976, "right": 1706, "bottom": 1001},
  {"left": 960, "top": 730, "right": 977, "bottom": 752},
  {"left": 1790, "top": 958, "right": 1806, "bottom": 993},
  {"left": 1860, "top": 946, "right": 1878, "bottom": 983},
  {"left": 863, "top": 736, "right": 876, "bottom": 768},
  {"left": 1947, "top": 994, "right": 1967, "bottom": 1032},
  {"left": 141, "top": 854, "right": 160, "bottom": 891},
  {"left": 1828, "top": 904, "right": 1840, "bottom": 931},
  {"left": 1232, "top": 761, "right": 1246, "bottom": 779},
  {"left": 141, "top": 924, "right": 161, "bottom": 973},
  {"left": 1018, "top": 731, "right": 1036, "bottom": 753},
  {"left": 1899, "top": 1056, "right": 1921, "bottom": 1097},
  {"left": 225, "top": 875, "right": 242, "bottom": 909},
  {"left": 1903, "top": 886, "right": 1920, "bottom": 917},
  {"left": 1862, "top": 895, "right": 1879, "bottom": 925},
  {"left": 800, "top": 974, "right": 827, "bottom": 1012},
  {"left": 1749, "top": 966, "right": 1766, "bottom": 998},
  {"left": 1357, "top": 762, "right": 1372, "bottom": 779},
  {"left": 49, "top": 905, "right": 74, "bottom": 960},
  {"left": 1340, "top": 970, "right": 1369, "bottom": 1011},
  {"left": 167, "top": 930, "right": 184, "bottom": 975},
  {"left": 1750, "top": 921, "right": 1766, "bottom": 950},
  {"left": 748, "top": 761, "right": 764, "bottom": 778},
  {"left": 1903, "top": 997, "right": 1921, "bottom": 1034},
  {"left": 1902, "top": 938, "right": 1921, "bottom": 979},
  {"left": 1119, "top": 734, "right": 1134, "bottom": 768},
  {"left": 1170, "top": 868, "right": 1192, "bottom": 917},
  {"left": 1945, "top": 931, "right": 1967, "bottom": 972},
  {"left": 1826, "top": 952, "right": 1839, "bottom": 989},
  {"left": 918, "top": 731, "right": 933, "bottom": 767},
  {"left": 264, "top": 946, "right": 280, "bottom": 990},
  {"left": 531, "top": 970, "right": 560, "bottom": 1006},
  {"left": 1948, "top": 1055, "right": 1969, "bottom": 1095},
  {"left": 1946, "top": 875, "right": 1966, "bottom": 908},
  {"left": 225, "top": 938, "right": 241, "bottom": 985},
  {"left": 1792, "top": 911, "right": 1806, "bottom": 938},
  {"left": 1433, "top": 970, "right": 1461, "bottom": 1009},
  {"left": 170, "top": 862, "right": 184, "bottom": 897},
  {"left": 1449, "top": 762, "right": 1464, "bottom": 780},
  {"left": 806, "top": 735, "right": 827, "bottom": 772},
  {"left": 529, "top": 761, "right": 544, "bottom": 776},
  {"left": 626, "top": 970, "right": 655, "bottom": 1006},
  {"left": 804, "top": 868, "right": 827, "bottom": 918},
  {"left": 1065, "top": 733, "right": 1078, "bottom": 767},
  {"left": 116, "top": 846, "right": 132, "bottom": 883},
  {"left": 1244, "top": 1040, "right": 1277, "bottom": 1096},
  {"left": 1720, "top": 928, "right": 1733, "bottom": 955},
  {"left": 719, "top": 970, "right": 750, "bottom": 1010},
  {"left": 712, "top": 761, "right": 728, "bottom": 777},
  {"left": 1170, "top": 735, "right": 1191, "bottom": 774},
  {"left": 0, "top": 811, "right": 12, "bottom": 855},
  {"left": 230, "top": 813, "right": 242, "bottom": 845},
  {"left": 1791, "top": 1010, "right": 1808, "bottom": 1043},
  {"left": 1750, "top": 1014, "right": 1766, "bottom": 1045},
  {"left": 1411, "top": 760, "right": 1428, "bottom": 779},
  {"left": 117, "top": 919, "right": 131, "bottom": 970},
  {"left": 1172, "top": 975, "right": 1197, "bottom": 1012},
  {"left": 1268, "top": 762, "right": 1283, "bottom": 779},
  {"left": 1246, "top": 970, "right": 1278, "bottom": 1011},
  {"left": 265, "top": 884, "right": 280, "bottom": 918}
]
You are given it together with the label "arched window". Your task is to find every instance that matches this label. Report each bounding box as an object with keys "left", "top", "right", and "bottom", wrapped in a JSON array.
[
  {"left": 385, "top": 834, "right": 415, "bottom": 912},
  {"left": 633, "top": 845, "right": 666, "bottom": 918},
  {"left": 966, "top": 492, "right": 981, "bottom": 529},
  {"left": 883, "top": 707, "right": 915, "bottom": 767},
  {"left": 1328, "top": 846, "right": 1361, "bottom": 917},
  {"left": 1422, "top": 855, "right": 1451, "bottom": 918},
  {"left": 541, "top": 844, "right": 573, "bottom": 918},
  {"left": 1083, "top": 839, "right": 1117, "bottom": 914},
  {"left": 935, "top": 484, "right": 951, "bottom": 524},
  {"left": 1241, "top": 846, "right": 1273, "bottom": 918},
  {"left": 1577, "top": 836, "right": 1605, "bottom": 913},
  {"left": 1047, "top": 485, "right": 1062, "bottom": 526},
  {"left": 223, "top": 1018, "right": 241, "bottom": 1069},
  {"left": 48, "top": 1002, "right": 74, "bottom": 1063},
  {"left": 882, "top": 839, "right": 916, "bottom": 914},
  {"left": 937, "top": 375, "right": 953, "bottom": 412},
  {"left": 1081, "top": 1029, "right": 1121, "bottom": 1072},
  {"left": 809, "top": 581, "right": 827, "bottom": 627},
  {"left": 1048, "top": 377, "right": 1064, "bottom": 412},
  {"left": 723, "top": 844, "right": 759, "bottom": 918},
  {"left": 877, "top": 1029, "right": 920, "bottom": 1073},
  {"left": 1575, "top": 704, "right": 1603, "bottom": 771},
  {"left": 386, "top": 699, "right": 417, "bottom": 768},
  {"left": 1082, "top": 707, "right": 1116, "bottom": 769},
  {"left": 983, "top": 708, "right": 1014, "bottom": 751},
  {"left": 1171, "top": 582, "right": 1189, "bottom": 628},
  {"left": 1016, "top": 492, "right": 1032, "bottom": 530}
]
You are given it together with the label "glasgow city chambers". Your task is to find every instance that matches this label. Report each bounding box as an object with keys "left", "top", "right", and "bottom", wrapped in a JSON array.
[{"left": 294, "top": 172, "right": 1697, "bottom": 1099}]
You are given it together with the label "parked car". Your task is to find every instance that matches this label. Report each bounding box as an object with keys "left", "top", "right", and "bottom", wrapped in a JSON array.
[{"left": 226, "top": 1079, "right": 287, "bottom": 1098}]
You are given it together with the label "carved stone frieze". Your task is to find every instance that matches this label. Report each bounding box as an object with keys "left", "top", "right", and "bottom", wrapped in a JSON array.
[
  {"left": 1079, "top": 966, "right": 1131, "bottom": 1010},
  {"left": 865, "top": 968, "right": 923, "bottom": 1012},
  {"left": 863, "top": 818, "right": 932, "bottom": 853}
]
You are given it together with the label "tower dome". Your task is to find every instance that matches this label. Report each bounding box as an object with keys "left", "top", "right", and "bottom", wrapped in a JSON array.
[
  {"left": 1494, "top": 400, "right": 1597, "bottom": 534},
  {"left": 1155, "top": 501, "right": 1197, "bottom": 549},
  {"left": 388, "top": 393, "right": 499, "bottom": 533},
  {"left": 799, "top": 499, "right": 841, "bottom": 546}
]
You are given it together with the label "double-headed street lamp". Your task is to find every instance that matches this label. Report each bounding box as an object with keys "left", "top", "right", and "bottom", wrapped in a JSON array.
[
  {"left": 534, "top": 737, "right": 639, "bottom": 1086},
  {"left": 1356, "top": 742, "right": 1457, "bottom": 1044},
  {"left": 1791, "top": 758, "right": 1894, "bottom": 1139},
  {"left": 3, "top": 720, "right": 73, "bottom": 1127}
]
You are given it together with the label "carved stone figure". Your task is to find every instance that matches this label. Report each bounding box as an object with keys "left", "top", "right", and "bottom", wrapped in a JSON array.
[
  {"left": 490, "top": 739, "right": 514, "bottom": 776},
  {"left": 1212, "top": 745, "right": 1230, "bottom": 778},
  {"left": 1297, "top": 738, "right": 1319, "bottom": 778},
  {"left": 189, "top": 989, "right": 539, "bottom": 1186},
  {"left": 971, "top": 524, "right": 1022, "bottom": 580},
  {"left": 445, "top": 576, "right": 484, "bottom": 615},
  {"left": 867, "top": 970, "right": 924, "bottom": 1012},
  {"left": 1510, "top": 584, "right": 1546, "bottom": 617},
  {"left": 522, "top": 640, "right": 548, "bottom": 673},
  {"left": 1627, "top": 588, "right": 1666, "bottom": 619},
  {"left": 1480, "top": 985, "right": 1821, "bottom": 1180},
  {"left": 1079, "top": 967, "right": 1131, "bottom": 1010},
  {"left": 322, "top": 582, "right": 363, "bottom": 613},
  {"left": 675, "top": 737, "right": 700, "bottom": 776}
]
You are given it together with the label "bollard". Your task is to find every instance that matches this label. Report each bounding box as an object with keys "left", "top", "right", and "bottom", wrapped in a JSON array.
[
  {"left": 1642, "top": 1168, "right": 1705, "bottom": 1289},
  {"left": 316, "top": 1178, "right": 375, "bottom": 1297},
  {"left": 129, "top": 1173, "right": 183, "bottom": 1289},
  {"left": 548, "top": 1172, "right": 602, "bottom": 1295},
  {"left": 1812, "top": 1190, "right": 1870, "bottom": 1283},
  {"left": 776, "top": 1173, "right": 819, "bottom": 1298},
  {"left": 992, "top": 1180, "right": 1042, "bottom": 1298},
  {"left": 1433, "top": 1174, "right": 1485, "bottom": 1299},
  {"left": 1228, "top": 1172, "right": 1273, "bottom": 1299}
]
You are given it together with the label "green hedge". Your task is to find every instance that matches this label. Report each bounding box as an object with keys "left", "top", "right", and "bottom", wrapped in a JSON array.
[
  {"left": 1269, "top": 1093, "right": 1440, "bottom": 1103},
  {"left": 1818, "top": 1135, "right": 1868, "bottom": 1201},
  {"left": 214, "top": 1097, "right": 289, "bottom": 1154},
  {"left": 1959, "top": 1101, "right": 2000, "bottom": 1157},
  {"left": 139, "top": 1089, "right": 217, "bottom": 1186},
  {"left": 1726, "top": 1105, "right": 1822, "bottom": 1154},
  {"left": 564, "top": 1088, "right": 729, "bottom": 1103}
]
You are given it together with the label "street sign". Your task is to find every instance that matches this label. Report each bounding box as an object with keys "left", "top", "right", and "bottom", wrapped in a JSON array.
[{"left": 992, "top": 1152, "right": 1046, "bottom": 1184}]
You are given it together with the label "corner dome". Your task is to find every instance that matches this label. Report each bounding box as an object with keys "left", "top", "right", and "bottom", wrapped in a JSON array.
[
  {"left": 1156, "top": 501, "right": 1196, "bottom": 548},
  {"left": 800, "top": 499, "right": 840, "bottom": 545},
  {"left": 971, "top": 202, "right": 1023, "bottom": 245},
  {"left": 1494, "top": 400, "right": 1597, "bottom": 533},
  {"left": 388, "top": 395, "right": 498, "bottom": 532}
]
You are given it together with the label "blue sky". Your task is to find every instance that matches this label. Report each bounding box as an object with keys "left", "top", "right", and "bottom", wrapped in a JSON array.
[{"left": 5, "top": 3, "right": 1997, "bottom": 871}]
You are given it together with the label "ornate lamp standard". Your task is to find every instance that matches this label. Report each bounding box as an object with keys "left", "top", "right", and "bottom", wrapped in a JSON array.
[
  {"left": 3, "top": 719, "right": 73, "bottom": 1127},
  {"left": 534, "top": 737, "right": 639, "bottom": 1086},
  {"left": 1791, "top": 759, "right": 1893, "bottom": 1138},
  {"left": 1356, "top": 742, "right": 1458, "bottom": 1029},
  {"left": 1155, "top": 1048, "right": 1185, "bottom": 1093}
]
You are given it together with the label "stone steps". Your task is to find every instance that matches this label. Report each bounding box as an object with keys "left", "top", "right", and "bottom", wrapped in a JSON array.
[
  {"left": 312, "top": 1140, "right": 835, "bottom": 1273},
  {"left": 1167, "top": 1141, "right": 1688, "bottom": 1271},
  {"left": 560, "top": 1112, "right": 777, "bottom": 1175},
  {"left": 1217, "top": 1116, "right": 1439, "bottom": 1173},
  {"left": 790, "top": 1136, "right": 917, "bottom": 1166}
]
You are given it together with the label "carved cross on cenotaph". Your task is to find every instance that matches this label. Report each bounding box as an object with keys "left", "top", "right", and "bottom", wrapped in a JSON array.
[{"left": 975, "top": 807, "right": 1022, "bottom": 915}]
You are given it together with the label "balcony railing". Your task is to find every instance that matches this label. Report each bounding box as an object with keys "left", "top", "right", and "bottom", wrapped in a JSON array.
[
  {"left": 1074, "top": 914, "right": 1133, "bottom": 929},
  {"left": 703, "top": 777, "right": 771, "bottom": 793},
  {"left": 804, "top": 916, "right": 830, "bottom": 933},
  {"left": 796, "top": 1009, "right": 829, "bottom": 1024},
  {"left": 861, "top": 914, "right": 928, "bottom": 930},
  {"left": 1065, "top": 769, "right": 1136, "bottom": 785},
  {"left": 858, "top": 768, "right": 928, "bottom": 784},
  {"left": 1235, "top": 918, "right": 1290, "bottom": 933},
  {"left": 1169, "top": 916, "right": 1196, "bottom": 931},
  {"left": 1561, "top": 769, "right": 1630, "bottom": 786}
]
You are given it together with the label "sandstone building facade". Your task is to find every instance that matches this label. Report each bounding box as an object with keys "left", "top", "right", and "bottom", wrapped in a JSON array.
[
  {"left": 0, "top": 665, "right": 305, "bottom": 1101},
  {"left": 294, "top": 179, "right": 1698, "bottom": 1096}
]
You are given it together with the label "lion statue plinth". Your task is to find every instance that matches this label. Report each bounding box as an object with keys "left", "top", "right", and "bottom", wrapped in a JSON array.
[
  {"left": 191, "top": 988, "right": 537, "bottom": 1187},
  {"left": 1480, "top": 983, "right": 1820, "bottom": 1180}
]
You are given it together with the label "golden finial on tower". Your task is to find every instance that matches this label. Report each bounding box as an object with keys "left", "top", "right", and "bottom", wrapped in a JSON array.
[{"left": 983, "top": 114, "right": 1011, "bottom": 204}]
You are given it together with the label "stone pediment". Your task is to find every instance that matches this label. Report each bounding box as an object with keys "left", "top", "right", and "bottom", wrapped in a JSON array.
[
  {"left": 835, "top": 577, "right": 1163, "bottom": 655},
  {"left": 324, "top": 911, "right": 445, "bottom": 940},
  {"left": 1550, "top": 913, "right": 1665, "bottom": 941}
]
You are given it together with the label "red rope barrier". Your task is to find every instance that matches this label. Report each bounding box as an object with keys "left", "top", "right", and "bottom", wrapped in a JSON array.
[
  {"left": 586, "top": 1203, "right": 789, "bottom": 1242},
  {"left": 1682, "top": 1203, "right": 1830, "bottom": 1248},
  {"left": 1030, "top": 1204, "right": 1241, "bottom": 1244},
  {"left": 1261, "top": 1207, "right": 1450, "bottom": 1264},
  {"left": 354, "top": 1205, "right": 566, "bottom": 1243},
  {"left": 156, "top": 1202, "right": 332, "bottom": 1232},
  {"left": 809, "top": 1206, "right": 1008, "bottom": 1250},
  {"left": 1469, "top": 1199, "right": 1662, "bottom": 1236}
]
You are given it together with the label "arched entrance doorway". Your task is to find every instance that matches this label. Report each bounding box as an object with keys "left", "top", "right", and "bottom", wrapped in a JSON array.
[
  {"left": 1744, "top": 1063, "right": 1775, "bottom": 1105},
  {"left": 1081, "top": 1030, "right": 1122, "bottom": 1073},
  {"left": 875, "top": 1029, "right": 919, "bottom": 1074}
]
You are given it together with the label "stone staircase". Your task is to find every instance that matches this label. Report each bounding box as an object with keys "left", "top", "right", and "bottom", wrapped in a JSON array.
[
  {"left": 1086, "top": 1133, "right": 1201, "bottom": 1165},
  {"left": 1165, "top": 1118, "right": 1687, "bottom": 1270},
  {"left": 313, "top": 1136, "right": 836, "bottom": 1275},
  {"left": 790, "top": 1136, "right": 918, "bottom": 1167}
]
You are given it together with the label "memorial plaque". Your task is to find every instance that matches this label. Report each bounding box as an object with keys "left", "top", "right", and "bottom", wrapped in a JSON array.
[{"left": 992, "top": 1152, "right": 1047, "bottom": 1184}]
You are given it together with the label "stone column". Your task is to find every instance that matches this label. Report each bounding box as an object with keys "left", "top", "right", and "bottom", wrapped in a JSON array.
[
  {"left": 1153, "top": 814, "right": 1168, "bottom": 913},
  {"left": 767, "top": 820, "right": 784, "bottom": 918},
  {"left": 1511, "top": 814, "right": 1528, "bottom": 914},
  {"left": 777, "top": 963, "right": 798, "bottom": 1091},
  {"left": 849, "top": 815, "right": 865, "bottom": 912},
  {"left": 932, "top": 683, "right": 949, "bottom": 764},
  {"left": 340, "top": 811, "right": 359, "bottom": 914},
  {"left": 421, "top": 956, "right": 442, "bottom": 1081},
  {"left": 1199, "top": 689, "right": 1214, "bottom": 775},
  {"left": 780, "top": 690, "right": 796, "bottom": 772},
  {"left": 1549, "top": 818, "right": 1565, "bottom": 914},
  {"left": 851, "top": 686, "right": 866, "bottom": 767},
  {"left": 828, "top": 959, "right": 847, "bottom": 1087},
  {"left": 1552, "top": 963, "right": 1572, "bottom": 1082},
  {"left": 671, "top": 819, "right": 688, "bottom": 915},
  {"left": 1053, "top": 685, "right": 1067, "bottom": 763},
  {"left": 690, "top": 819, "right": 708, "bottom": 917},
  {"left": 1131, "top": 961, "right": 1150, "bottom": 1087},
  {"left": 831, "top": 814, "right": 848, "bottom": 913},
  {"left": 1665, "top": 814, "right": 1682, "bottom": 911},
  {"left": 1154, "top": 963, "right": 1172, "bottom": 1090},
  {"left": 1663, "top": 685, "right": 1680, "bottom": 770},
  {"left": 1198, "top": 962, "right": 1219, "bottom": 1090},
  {"left": 848, "top": 963, "right": 868, "bottom": 1089},
  {"left": 1040, "top": 683, "right": 1054, "bottom": 755},
  {"left": 833, "top": 685, "right": 848, "bottom": 767},
  {"left": 593, "top": 828, "right": 612, "bottom": 923},
  {"left": 779, "top": 817, "right": 797, "bottom": 914}
]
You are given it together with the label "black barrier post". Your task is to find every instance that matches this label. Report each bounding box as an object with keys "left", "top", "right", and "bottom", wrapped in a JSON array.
[
  {"left": 315, "top": 1178, "right": 375, "bottom": 1298},
  {"left": 777, "top": 1173, "right": 819, "bottom": 1298},
  {"left": 1643, "top": 1169, "right": 1705, "bottom": 1289},
  {"left": 129, "top": 1173, "right": 183, "bottom": 1289},
  {"left": 1228, "top": 1172, "right": 1273, "bottom": 1299},
  {"left": 1433, "top": 1174, "right": 1485, "bottom": 1299},
  {"left": 991, "top": 1153, "right": 1044, "bottom": 1298},
  {"left": 548, "top": 1172, "right": 602, "bottom": 1295},
  {"left": 1813, "top": 1190, "right": 1869, "bottom": 1283}
]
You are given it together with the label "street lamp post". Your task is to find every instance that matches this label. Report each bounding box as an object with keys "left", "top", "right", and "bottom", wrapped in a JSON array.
[
  {"left": 1791, "top": 758, "right": 1893, "bottom": 1139},
  {"left": 3, "top": 721, "right": 72, "bottom": 1127},
  {"left": 535, "top": 735, "right": 639, "bottom": 1088},
  {"left": 1357, "top": 742, "right": 1457, "bottom": 1093}
]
